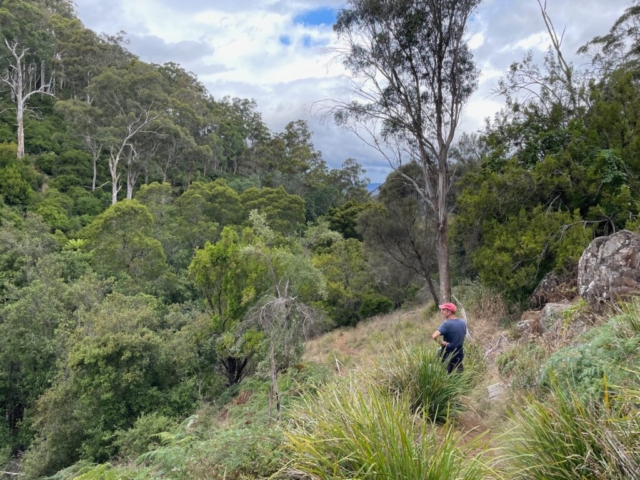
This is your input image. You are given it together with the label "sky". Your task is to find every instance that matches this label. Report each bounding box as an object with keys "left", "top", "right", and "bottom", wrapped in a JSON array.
[{"left": 74, "top": 0, "right": 632, "bottom": 182}]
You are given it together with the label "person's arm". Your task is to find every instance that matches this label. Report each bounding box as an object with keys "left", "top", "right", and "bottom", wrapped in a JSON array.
[{"left": 431, "top": 330, "right": 448, "bottom": 347}]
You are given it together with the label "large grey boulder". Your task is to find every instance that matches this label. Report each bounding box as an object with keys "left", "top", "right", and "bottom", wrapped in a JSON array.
[
  {"left": 529, "top": 268, "right": 577, "bottom": 309},
  {"left": 578, "top": 230, "right": 640, "bottom": 311}
]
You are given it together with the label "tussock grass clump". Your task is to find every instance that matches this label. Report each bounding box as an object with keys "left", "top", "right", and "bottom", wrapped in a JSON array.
[
  {"left": 285, "top": 379, "right": 487, "bottom": 480},
  {"left": 502, "top": 381, "right": 640, "bottom": 479},
  {"left": 373, "top": 345, "right": 474, "bottom": 421}
]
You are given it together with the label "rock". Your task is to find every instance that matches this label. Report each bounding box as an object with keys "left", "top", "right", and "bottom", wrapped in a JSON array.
[
  {"left": 540, "top": 303, "right": 572, "bottom": 330},
  {"left": 578, "top": 230, "right": 640, "bottom": 312},
  {"left": 487, "top": 382, "right": 505, "bottom": 401},
  {"left": 529, "top": 268, "right": 577, "bottom": 309},
  {"left": 516, "top": 311, "right": 542, "bottom": 340},
  {"left": 516, "top": 304, "right": 572, "bottom": 341}
]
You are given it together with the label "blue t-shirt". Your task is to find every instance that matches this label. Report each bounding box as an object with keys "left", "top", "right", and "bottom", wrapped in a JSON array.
[{"left": 437, "top": 318, "right": 467, "bottom": 351}]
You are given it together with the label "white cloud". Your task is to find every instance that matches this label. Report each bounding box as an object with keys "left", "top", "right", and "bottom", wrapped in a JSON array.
[
  {"left": 74, "top": 0, "right": 632, "bottom": 181},
  {"left": 468, "top": 31, "right": 485, "bottom": 50},
  {"left": 505, "top": 31, "right": 552, "bottom": 52}
]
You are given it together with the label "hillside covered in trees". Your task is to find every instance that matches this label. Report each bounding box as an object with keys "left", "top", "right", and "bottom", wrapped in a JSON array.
[{"left": 1, "top": 0, "right": 640, "bottom": 478}]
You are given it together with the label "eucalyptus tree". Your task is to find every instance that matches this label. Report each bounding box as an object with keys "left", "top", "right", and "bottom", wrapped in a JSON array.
[
  {"left": 331, "top": 0, "right": 481, "bottom": 301},
  {"left": 358, "top": 165, "right": 440, "bottom": 304},
  {"left": 50, "top": 15, "right": 131, "bottom": 101},
  {"left": 55, "top": 99, "right": 103, "bottom": 190},
  {"left": 0, "top": 0, "right": 57, "bottom": 158},
  {"left": 580, "top": 0, "right": 640, "bottom": 72},
  {"left": 87, "top": 61, "right": 167, "bottom": 204}
]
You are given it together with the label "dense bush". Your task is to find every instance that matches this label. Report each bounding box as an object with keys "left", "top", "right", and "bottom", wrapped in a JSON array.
[
  {"left": 540, "top": 302, "right": 640, "bottom": 400},
  {"left": 285, "top": 379, "right": 486, "bottom": 479}
]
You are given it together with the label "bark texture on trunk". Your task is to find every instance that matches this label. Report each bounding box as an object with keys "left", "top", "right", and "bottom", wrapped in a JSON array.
[
  {"left": 437, "top": 222, "right": 451, "bottom": 303},
  {"left": 17, "top": 98, "right": 24, "bottom": 159},
  {"left": 109, "top": 152, "right": 120, "bottom": 205},
  {"left": 16, "top": 58, "right": 25, "bottom": 159}
]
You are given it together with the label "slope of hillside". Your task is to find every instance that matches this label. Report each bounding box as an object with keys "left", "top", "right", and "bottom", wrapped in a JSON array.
[{"left": 22, "top": 287, "right": 640, "bottom": 480}]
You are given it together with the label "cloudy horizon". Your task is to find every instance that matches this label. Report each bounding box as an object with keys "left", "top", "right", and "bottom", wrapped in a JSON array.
[{"left": 74, "top": 0, "right": 631, "bottom": 182}]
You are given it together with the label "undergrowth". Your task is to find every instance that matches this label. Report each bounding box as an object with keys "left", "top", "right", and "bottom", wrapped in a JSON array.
[
  {"left": 502, "top": 381, "right": 640, "bottom": 479},
  {"left": 372, "top": 344, "right": 477, "bottom": 421},
  {"left": 284, "top": 379, "right": 488, "bottom": 479},
  {"left": 48, "top": 364, "right": 331, "bottom": 480}
]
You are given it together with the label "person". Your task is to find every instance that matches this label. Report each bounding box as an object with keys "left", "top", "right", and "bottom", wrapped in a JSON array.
[{"left": 431, "top": 302, "right": 466, "bottom": 374}]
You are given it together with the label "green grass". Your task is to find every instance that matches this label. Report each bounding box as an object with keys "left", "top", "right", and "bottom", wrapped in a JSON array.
[
  {"left": 498, "top": 343, "right": 549, "bottom": 392},
  {"left": 501, "top": 380, "right": 640, "bottom": 479},
  {"left": 372, "top": 344, "right": 476, "bottom": 421},
  {"left": 284, "top": 378, "right": 488, "bottom": 480}
]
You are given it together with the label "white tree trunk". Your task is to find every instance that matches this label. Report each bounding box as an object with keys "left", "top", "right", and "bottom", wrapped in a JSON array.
[
  {"left": 92, "top": 153, "right": 98, "bottom": 191},
  {"left": 109, "top": 151, "right": 121, "bottom": 205},
  {"left": 17, "top": 96, "right": 25, "bottom": 159},
  {"left": 2, "top": 40, "right": 55, "bottom": 159},
  {"left": 16, "top": 57, "right": 25, "bottom": 159}
]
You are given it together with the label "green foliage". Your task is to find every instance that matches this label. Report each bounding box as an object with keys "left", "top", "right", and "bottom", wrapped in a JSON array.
[
  {"left": 137, "top": 420, "right": 284, "bottom": 480},
  {"left": 114, "top": 413, "right": 178, "bottom": 459},
  {"left": 313, "top": 238, "right": 376, "bottom": 326},
  {"left": 325, "top": 199, "right": 375, "bottom": 240},
  {"left": 176, "top": 179, "right": 243, "bottom": 229},
  {"left": 22, "top": 293, "right": 200, "bottom": 477},
  {"left": 465, "top": 204, "right": 593, "bottom": 299},
  {"left": 0, "top": 143, "right": 35, "bottom": 205},
  {"left": 0, "top": 211, "right": 58, "bottom": 292},
  {"left": 240, "top": 186, "right": 305, "bottom": 235},
  {"left": 33, "top": 188, "right": 75, "bottom": 231},
  {"left": 189, "top": 227, "right": 266, "bottom": 385},
  {"left": 0, "top": 421, "right": 11, "bottom": 469},
  {"left": 81, "top": 200, "right": 168, "bottom": 281},
  {"left": 455, "top": 57, "right": 640, "bottom": 300},
  {"left": 539, "top": 304, "right": 640, "bottom": 400},
  {"left": 498, "top": 343, "right": 549, "bottom": 391},
  {"left": 503, "top": 381, "right": 640, "bottom": 479},
  {"left": 285, "top": 378, "right": 486, "bottom": 480},
  {"left": 359, "top": 293, "right": 394, "bottom": 319},
  {"left": 372, "top": 345, "right": 474, "bottom": 421}
]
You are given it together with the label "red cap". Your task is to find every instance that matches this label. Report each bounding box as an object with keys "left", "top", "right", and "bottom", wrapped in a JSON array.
[{"left": 439, "top": 302, "right": 457, "bottom": 313}]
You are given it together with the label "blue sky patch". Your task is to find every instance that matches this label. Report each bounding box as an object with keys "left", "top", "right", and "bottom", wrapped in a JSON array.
[
  {"left": 279, "top": 35, "right": 292, "bottom": 46},
  {"left": 294, "top": 7, "right": 336, "bottom": 27}
]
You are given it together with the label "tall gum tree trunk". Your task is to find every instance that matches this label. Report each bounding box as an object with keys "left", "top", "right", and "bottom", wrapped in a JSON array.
[
  {"left": 2, "top": 41, "right": 54, "bottom": 158},
  {"left": 437, "top": 221, "right": 451, "bottom": 303},
  {"left": 92, "top": 153, "right": 98, "bottom": 191},
  {"left": 109, "top": 152, "right": 120, "bottom": 205},
  {"left": 17, "top": 97, "right": 25, "bottom": 158},
  {"left": 437, "top": 158, "right": 451, "bottom": 303},
  {"left": 111, "top": 178, "right": 119, "bottom": 205},
  {"left": 16, "top": 60, "right": 25, "bottom": 158}
]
